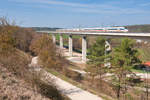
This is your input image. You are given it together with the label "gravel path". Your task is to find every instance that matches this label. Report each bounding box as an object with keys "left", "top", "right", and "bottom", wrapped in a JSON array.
[
  {"left": 136, "top": 73, "right": 150, "bottom": 79},
  {"left": 31, "top": 57, "right": 103, "bottom": 100}
]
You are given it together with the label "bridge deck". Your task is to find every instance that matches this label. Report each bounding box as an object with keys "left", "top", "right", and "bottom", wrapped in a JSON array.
[{"left": 37, "top": 31, "right": 150, "bottom": 38}]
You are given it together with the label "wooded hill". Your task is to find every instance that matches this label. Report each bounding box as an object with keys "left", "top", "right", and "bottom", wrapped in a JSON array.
[
  {"left": 31, "top": 27, "right": 61, "bottom": 31},
  {"left": 125, "top": 24, "right": 150, "bottom": 33}
]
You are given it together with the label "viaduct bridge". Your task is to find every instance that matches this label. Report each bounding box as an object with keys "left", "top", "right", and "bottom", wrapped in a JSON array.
[{"left": 37, "top": 31, "right": 150, "bottom": 62}]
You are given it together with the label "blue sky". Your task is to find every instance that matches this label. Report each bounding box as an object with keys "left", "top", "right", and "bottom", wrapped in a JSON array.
[{"left": 1, "top": 0, "right": 150, "bottom": 28}]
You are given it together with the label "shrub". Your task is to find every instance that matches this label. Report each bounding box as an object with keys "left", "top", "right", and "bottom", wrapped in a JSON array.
[
  {"left": 0, "top": 26, "right": 16, "bottom": 54},
  {"left": 0, "top": 17, "right": 36, "bottom": 53},
  {"left": 35, "top": 80, "right": 65, "bottom": 100},
  {"left": 13, "top": 28, "right": 36, "bottom": 52},
  {"left": 30, "top": 34, "right": 68, "bottom": 70},
  {"left": 0, "top": 17, "right": 31, "bottom": 78},
  {"left": 30, "top": 34, "right": 59, "bottom": 68},
  {"left": 64, "top": 68, "right": 83, "bottom": 82}
]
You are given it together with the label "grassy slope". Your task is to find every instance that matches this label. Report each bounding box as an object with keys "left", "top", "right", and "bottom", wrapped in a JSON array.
[{"left": 138, "top": 48, "right": 150, "bottom": 62}]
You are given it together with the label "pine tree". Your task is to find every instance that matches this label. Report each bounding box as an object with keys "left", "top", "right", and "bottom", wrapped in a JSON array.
[
  {"left": 87, "top": 37, "right": 109, "bottom": 89},
  {"left": 111, "top": 38, "right": 141, "bottom": 100}
]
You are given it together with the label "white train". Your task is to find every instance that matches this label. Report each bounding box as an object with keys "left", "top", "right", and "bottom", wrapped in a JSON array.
[{"left": 58, "top": 27, "right": 128, "bottom": 32}]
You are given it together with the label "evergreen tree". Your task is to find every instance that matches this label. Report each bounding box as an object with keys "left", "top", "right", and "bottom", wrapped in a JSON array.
[
  {"left": 87, "top": 37, "right": 109, "bottom": 88},
  {"left": 111, "top": 38, "right": 141, "bottom": 100}
]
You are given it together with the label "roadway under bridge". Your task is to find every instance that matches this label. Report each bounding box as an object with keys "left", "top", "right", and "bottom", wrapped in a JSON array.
[{"left": 37, "top": 31, "right": 150, "bottom": 62}]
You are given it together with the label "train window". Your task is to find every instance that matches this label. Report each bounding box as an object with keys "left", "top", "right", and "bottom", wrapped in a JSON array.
[
  {"left": 94, "top": 29, "right": 104, "bottom": 30},
  {"left": 120, "top": 28, "right": 125, "bottom": 30},
  {"left": 108, "top": 29, "right": 118, "bottom": 30}
]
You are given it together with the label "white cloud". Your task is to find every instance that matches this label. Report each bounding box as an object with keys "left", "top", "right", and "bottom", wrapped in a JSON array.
[
  {"left": 11, "top": 0, "right": 116, "bottom": 9},
  {"left": 37, "top": 0, "right": 91, "bottom": 8},
  {"left": 71, "top": 7, "right": 149, "bottom": 15},
  {"left": 10, "top": 0, "right": 149, "bottom": 14},
  {"left": 11, "top": 0, "right": 93, "bottom": 8}
]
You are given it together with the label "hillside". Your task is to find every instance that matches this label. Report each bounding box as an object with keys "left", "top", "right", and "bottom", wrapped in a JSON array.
[
  {"left": 125, "top": 24, "right": 150, "bottom": 33},
  {"left": 0, "top": 18, "right": 69, "bottom": 100},
  {"left": 31, "top": 27, "right": 61, "bottom": 31},
  {"left": 0, "top": 65, "right": 51, "bottom": 100}
]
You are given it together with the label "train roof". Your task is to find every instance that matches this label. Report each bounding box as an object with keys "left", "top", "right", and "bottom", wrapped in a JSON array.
[{"left": 58, "top": 26, "right": 127, "bottom": 30}]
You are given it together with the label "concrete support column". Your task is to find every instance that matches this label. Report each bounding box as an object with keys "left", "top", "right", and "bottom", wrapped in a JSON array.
[
  {"left": 105, "top": 40, "right": 111, "bottom": 67},
  {"left": 105, "top": 40, "right": 111, "bottom": 53},
  {"left": 69, "top": 35, "right": 73, "bottom": 56},
  {"left": 52, "top": 34, "right": 56, "bottom": 44},
  {"left": 82, "top": 36, "right": 87, "bottom": 62},
  {"left": 60, "top": 34, "right": 63, "bottom": 49}
]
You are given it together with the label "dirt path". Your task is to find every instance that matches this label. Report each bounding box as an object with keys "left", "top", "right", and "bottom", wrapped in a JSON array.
[{"left": 31, "top": 57, "right": 103, "bottom": 100}]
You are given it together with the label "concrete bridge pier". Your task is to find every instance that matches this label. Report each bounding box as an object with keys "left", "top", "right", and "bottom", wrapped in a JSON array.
[
  {"left": 82, "top": 36, "right": 87, "bottom": 62},
  {"left": 105, "top": 40, "right": 111, "bottom": 67},
  {"left": 69, "top": 35, "right": 73, "bottom": 56},
  {"left": 60, "top": 34, "right": 63, "bottom": 49},
  {"left": 52, "top": 34, "right": 56, "bottom": 44},
  {"left": 105, "top": 40, "right": 111, "bottom": 52}
]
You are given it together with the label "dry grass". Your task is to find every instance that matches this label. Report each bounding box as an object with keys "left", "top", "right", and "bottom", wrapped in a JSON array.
[{"left": 0, "top": 18, "right": 69, "bottom": 100}]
